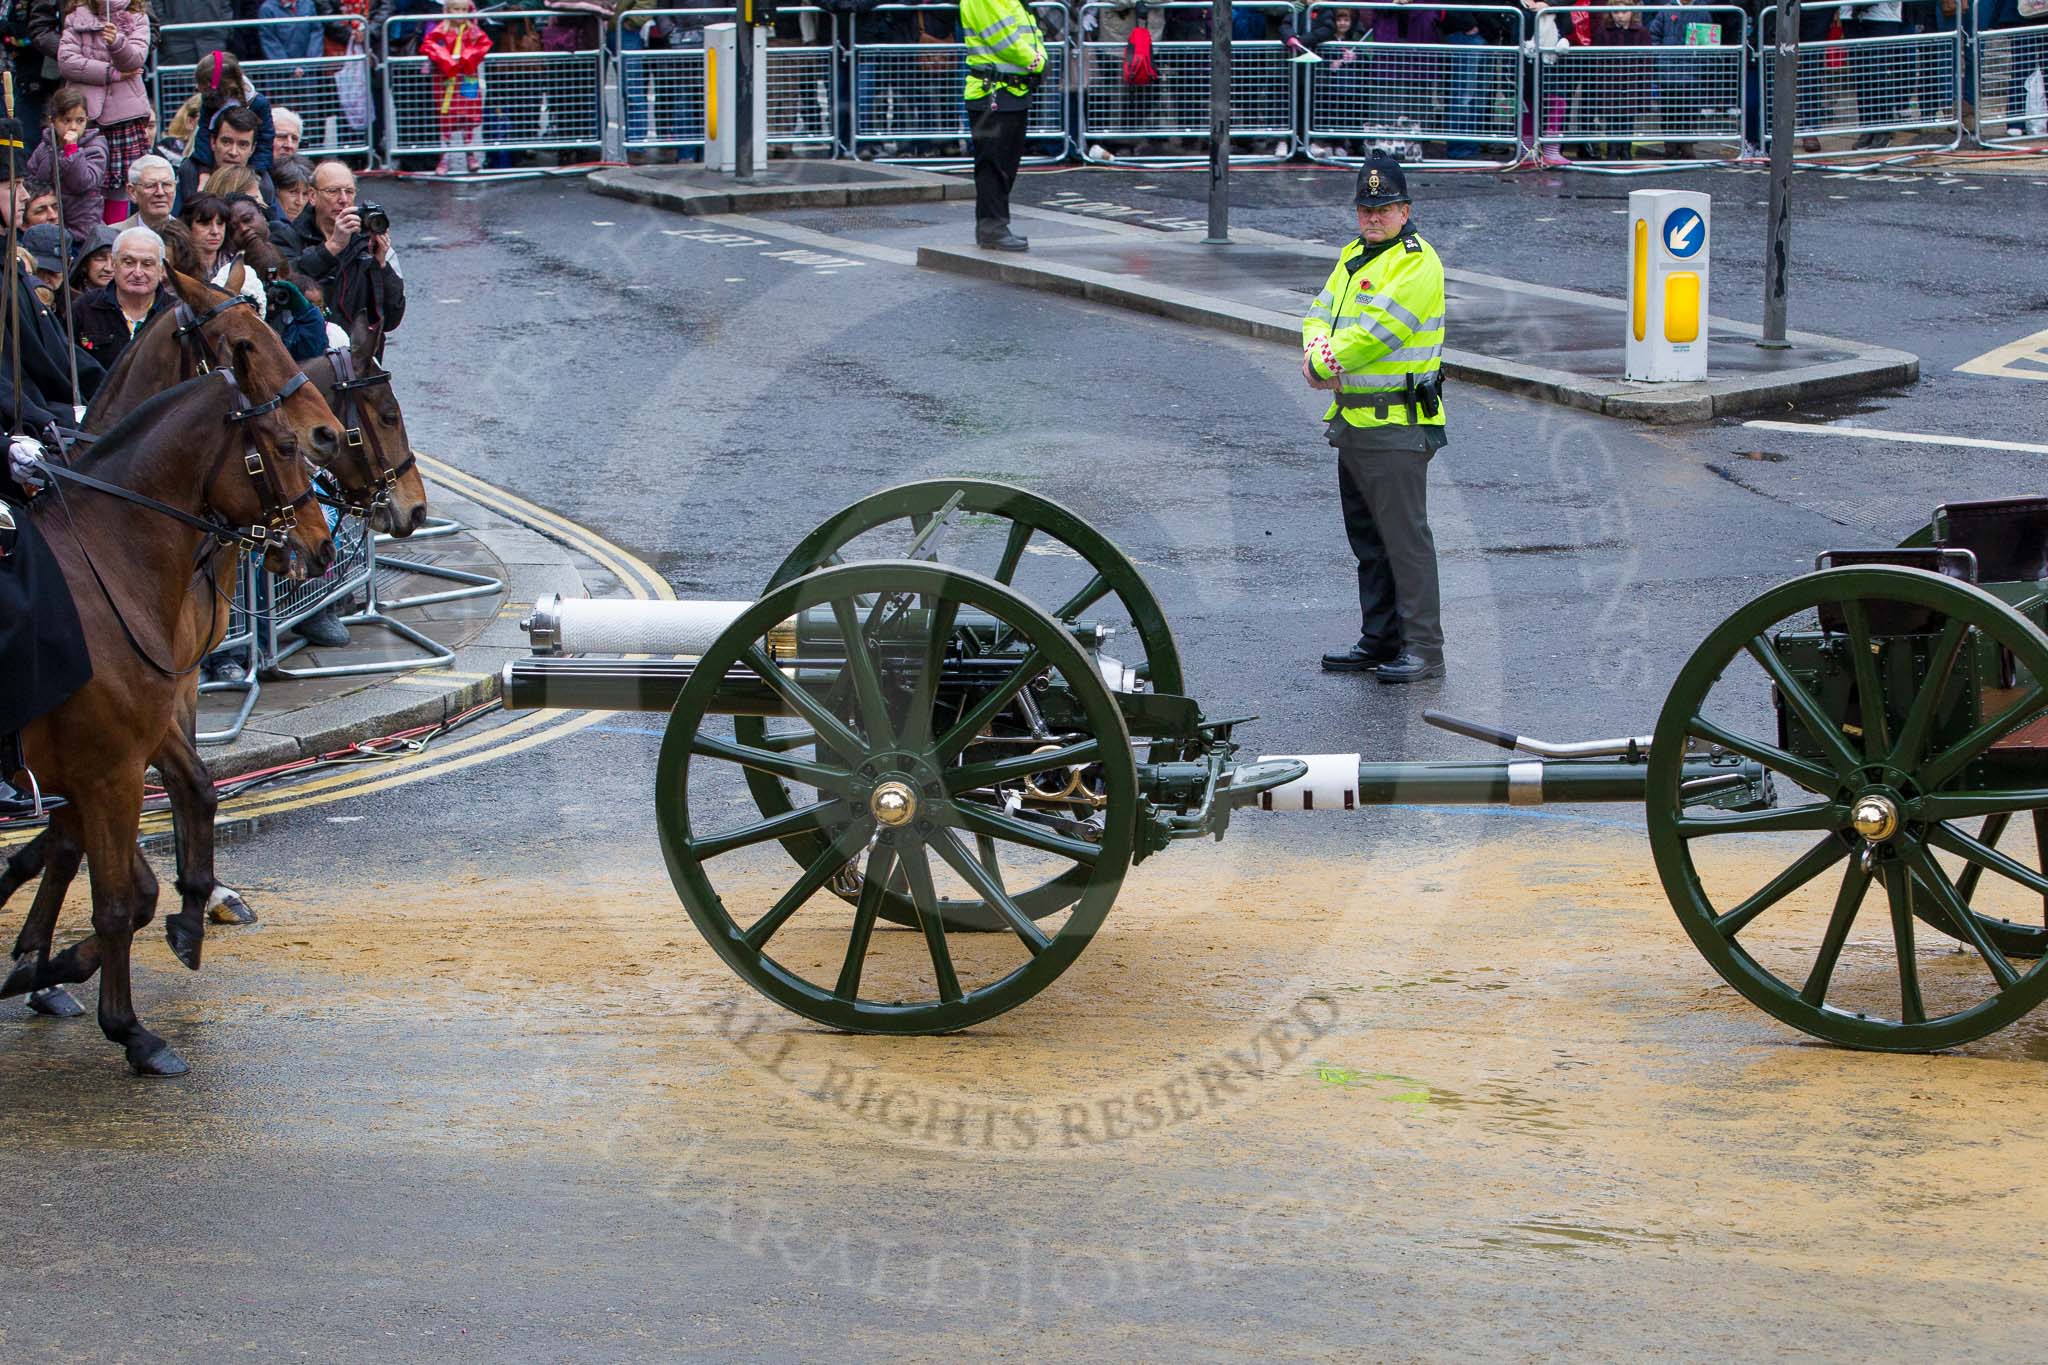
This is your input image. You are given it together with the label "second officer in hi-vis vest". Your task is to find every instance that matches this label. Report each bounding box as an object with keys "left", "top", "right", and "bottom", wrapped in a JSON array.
[
  {"left": 1302, "top": 153, "right": 1448, "bottom": 684},
  {"left": 960, "top": 0, "right": 1045, "bottom": 251}
]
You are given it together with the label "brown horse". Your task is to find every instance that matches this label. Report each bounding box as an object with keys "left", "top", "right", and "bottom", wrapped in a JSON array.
[
  {"left": 2, "top": 353, "right": 338, "bottom": 1075},
  {"left": 1, "top": 286, "right": 424, "bottom": 1017},
  {"left": 87, "top": 284, "right": 428, "bottom": 538}
]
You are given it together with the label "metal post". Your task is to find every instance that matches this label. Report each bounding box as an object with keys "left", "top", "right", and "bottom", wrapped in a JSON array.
[
  {"left": 1205, "top": 0, "right": 1231, "bottom": 243},
  {"left": 1760, "top": 0, "right": 1796, "bottom": 348},
  {"left": 735, "top": 5, "right": 757, "bottom": 180}
]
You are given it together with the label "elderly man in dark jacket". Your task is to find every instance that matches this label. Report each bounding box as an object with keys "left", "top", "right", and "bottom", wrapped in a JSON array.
[
  {"left": 69, "top": 224, "right": 173, "bottom": 371},
  {"left": 292, "top": 159, "right": 404, "bottom": 333}
]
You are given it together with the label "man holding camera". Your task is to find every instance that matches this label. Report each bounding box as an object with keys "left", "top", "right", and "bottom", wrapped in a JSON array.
[
  {"left": 292, "top": 159, "right": 405, "bottom": 334},
  {"left": 1305, "top": 153, "right": 1448, "bottom": 684},
  {"left": 961, "top": 0, "right": 1045, "bottom": 251}
]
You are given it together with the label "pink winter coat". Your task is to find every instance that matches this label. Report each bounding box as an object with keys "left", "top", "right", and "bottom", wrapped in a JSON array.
[{"left": 57, "top": 5, "right": 153, "bottom": 128}]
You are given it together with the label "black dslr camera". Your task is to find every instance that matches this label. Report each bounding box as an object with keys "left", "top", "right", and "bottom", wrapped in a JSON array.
[{"left": 359, "top": 202, "right": 390, "bottom": 236}]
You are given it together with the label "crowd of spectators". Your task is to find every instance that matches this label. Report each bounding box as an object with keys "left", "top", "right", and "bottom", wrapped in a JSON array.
[
  {"left": 0, "top": 7, "right": 412, "bottom": 669},
  {"left": 0, "top": 0, "right": 2030, "bottom": 171}
]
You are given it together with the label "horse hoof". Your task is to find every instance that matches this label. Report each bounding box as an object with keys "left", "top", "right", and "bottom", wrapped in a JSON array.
[
  {"left": 129, "top": 1043, "right": 190, "bottom": 1078},
  {"left": 208, "top": 891, "right": 256, "bottom": 926},
  {"left": 0, "top": 954, "right": 38, "bottom": 1000},
  {"left": 27, "top": 987, "right": 84, "bottom": 1018},
  {"left": 166, "top": 916, "right": 204, "bottom": 972}
]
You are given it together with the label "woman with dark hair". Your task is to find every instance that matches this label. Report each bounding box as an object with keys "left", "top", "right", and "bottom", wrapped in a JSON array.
[{"left": 182, "top": 192, "right": 233, "bottom": 275}]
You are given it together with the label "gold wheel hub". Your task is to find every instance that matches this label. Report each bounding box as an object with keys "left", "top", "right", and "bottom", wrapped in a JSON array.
[
  {"left": 870, "top": 780, "right": 918, "bottom": 828},
  {"left": 1851, "top": 794, "right": 1900, "bottom": 843}
]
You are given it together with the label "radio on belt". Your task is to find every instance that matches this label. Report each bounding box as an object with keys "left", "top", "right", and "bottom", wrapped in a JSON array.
[{"left": 1625, "top": 188, "right": 1710, "bottom": 384}]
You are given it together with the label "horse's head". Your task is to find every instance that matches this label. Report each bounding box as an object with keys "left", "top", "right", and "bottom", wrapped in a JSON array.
[
  {"left": 325, "top": 317, "right": 427, "bottom": 537},
  {"left": 167, "top": 269, "right": 344, "bottom": 467},
  {"left": 195, "top": 370, "right": 335, "bottom": 580}
]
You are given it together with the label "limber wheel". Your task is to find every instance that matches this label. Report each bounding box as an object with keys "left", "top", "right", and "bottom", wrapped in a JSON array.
[
  {"left": 1647, "top": 566, "right": 2048, "bottom": 1051},
  {"left": 1931, "top": 809, "right": 2048, "bottom": 958},
  {"left": 736, "top": 479, "right": 1183, "bottom": 930},
  {"left": 656, "top": 561, "right": 1139, "bottom": 1034},
  {"left": 1891, "top": 526, "right": 2048, "bottom": 958}
]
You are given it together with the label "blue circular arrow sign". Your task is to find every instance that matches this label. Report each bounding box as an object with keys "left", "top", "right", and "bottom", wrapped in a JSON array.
[{"left": 1663, "top": 207, "right": 1706, "bottom": 259}]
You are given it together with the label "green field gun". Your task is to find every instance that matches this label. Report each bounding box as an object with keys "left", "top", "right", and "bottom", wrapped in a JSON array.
[{"left": 501, "top": 482, "right": 2048, "bottom": 1053}]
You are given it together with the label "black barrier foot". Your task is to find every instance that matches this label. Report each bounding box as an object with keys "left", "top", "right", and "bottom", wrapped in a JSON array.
[{"left": 27, "top": 987, "right": 83, "bottom": 1018}]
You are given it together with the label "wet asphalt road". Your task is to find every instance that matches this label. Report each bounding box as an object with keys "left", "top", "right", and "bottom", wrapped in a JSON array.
[
  {"left": 4, "top": 166, "right": 2048, "bottom": 1359},
  {"left": 368, "top": 164, "right": 2048, "bottom": 759}
]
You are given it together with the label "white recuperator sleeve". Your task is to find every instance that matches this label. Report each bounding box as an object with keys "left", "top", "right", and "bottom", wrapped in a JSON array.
[
  {"left": 550, "top": 598, "right": 753, "bottom": 657},
  {"left": 1254, "top": 754, "right": 1361, "bottom": 812}
]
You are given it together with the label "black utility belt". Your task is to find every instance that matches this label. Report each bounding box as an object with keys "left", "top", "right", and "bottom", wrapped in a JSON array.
[{"left": 967, "top": 65, "right": 1039, "bottom": 89}]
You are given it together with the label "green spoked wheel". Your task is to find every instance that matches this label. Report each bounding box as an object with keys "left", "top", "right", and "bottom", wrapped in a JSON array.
[
  {"left": 1647, "top": 566, "right": 2048, "bottom": 1051},
  {"left": 1888, "top": 529, "right": 2048, "bottom": 957},
  {"left": 656, "top": 561, "right": 1138, "bottom": 1034},
  {"left": 737, "top": 478, "right": 1182, "bottom": 930},
  {"left": 1927, "top": 810, "right": 2048, "bottom": 958}
]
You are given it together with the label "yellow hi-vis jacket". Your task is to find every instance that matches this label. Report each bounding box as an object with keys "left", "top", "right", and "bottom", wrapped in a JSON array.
[
  {"left": 961, "top": 0, "right": 1046, "bottom": 102},
  {"left": 1301, "top": 231, "right": 1447, "bottom": 430}
]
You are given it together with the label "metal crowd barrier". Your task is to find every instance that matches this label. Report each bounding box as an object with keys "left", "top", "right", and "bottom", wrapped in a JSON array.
[
  {"left": 133, "top": 7, "right": 2048, "bottom": 173},
  {"left": 1758, "top": 14, "right": 1963, "bottom": 157},
  {"left": 1303, "top": 3, "right": 1523, "bottom": 169},
  {"left": 380, "top": 10, "right": 604, "bottom": 164},
  {"left": 151, "top": 17, "right": 375, "bottom": 161},
  {"left": 1535, "top": 6, "right": 1750, "bottom": 166},
  {"left": 1977, "top": 21, "right": 2048, "bottom": 149},
  {"left": 253, "top": 509, "right": 458, "bottom": 684},
  {"left": 196, "top": 512, "right": 491, "bottom": 744},
  {"left": 195, "top": 556, "right": 260, "bottom": 745},
  {"left": 611, "top": 7, "right": 838, "bottom": 156},
  {"left": 849, "top": 4, "right": 1069, "bottom": 161},
  {"left": 1077, "top": 1, "right": 1295, "bottom": 163}
]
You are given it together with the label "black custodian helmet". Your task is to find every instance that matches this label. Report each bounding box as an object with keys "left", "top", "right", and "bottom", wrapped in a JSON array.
[{"left": 1354, "top": 152, "right": 1411, "bottom": 208}]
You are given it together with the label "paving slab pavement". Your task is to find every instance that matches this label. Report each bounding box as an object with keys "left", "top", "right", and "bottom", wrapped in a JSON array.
[
  {"left": 192, "top": 475, "right": 589, "bottom": 782},
  {"left": 916, "top": 231, "right": 1919, "bottom": 423},
  {"left": 590, "top": 160, "right": 973, "bottom": 215},
  {"left": 582, "top": 165, "right": 1918, "bottom": 423}
]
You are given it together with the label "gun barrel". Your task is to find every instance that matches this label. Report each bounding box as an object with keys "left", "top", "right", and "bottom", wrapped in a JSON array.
[{"left": 1251, "top": 755, "right": 1764, "bottom": 810}]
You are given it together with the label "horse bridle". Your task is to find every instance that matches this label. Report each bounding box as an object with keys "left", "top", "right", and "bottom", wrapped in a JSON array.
[
  {"left": 41, "top": 365, "right": 319, "bottom": 556},
  {"left": 31, "top": 363, "right": 324, "bottom": 678},
  {"left": 325, "top": 346, "right": 414, "bottom": 516}
]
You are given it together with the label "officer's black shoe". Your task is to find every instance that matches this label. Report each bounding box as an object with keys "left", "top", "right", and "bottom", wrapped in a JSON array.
[
  {"left": 202, "top": 653, "right": 247, "bottom": 685},
  {"left": 292, "top": 605, "right": 351, "bottom": 649},
  {"left": 976, "top": 232, "right": 1030, "bottom": 252},
  {"left": 1320, "top": 645, "right": 1400, "bottom": 673},
  {"left": 1374, "top": 652, "right": 1446, "bottom": 684}
]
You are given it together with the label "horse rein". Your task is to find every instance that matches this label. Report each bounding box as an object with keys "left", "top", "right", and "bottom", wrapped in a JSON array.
[
  {"left": 30, "top": 363, "right": 325, "bottom": 677},
  {"left": 324, "top": 347, "right": 414, "bottom": 518},
  {"left": 39, "top": 368, "right": 317, "bottom": 556}
]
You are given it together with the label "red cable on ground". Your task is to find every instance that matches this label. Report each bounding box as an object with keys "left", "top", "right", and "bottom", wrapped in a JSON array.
[{"left": 2, "top": 698, "right": 508, "bottom": 834}]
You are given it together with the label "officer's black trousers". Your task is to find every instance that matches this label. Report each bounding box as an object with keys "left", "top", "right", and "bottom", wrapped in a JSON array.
[
  {"left": 970, "top": 105, "right": 1028, "bottom": 238},
  {"left": 1338, "top": 446, "right": 1443, "bottom": 661}
]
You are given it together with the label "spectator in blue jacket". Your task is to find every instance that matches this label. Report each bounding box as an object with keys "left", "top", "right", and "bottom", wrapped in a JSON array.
[{"left": 257, "top": 0, "right": 324, "bottom": 114}]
